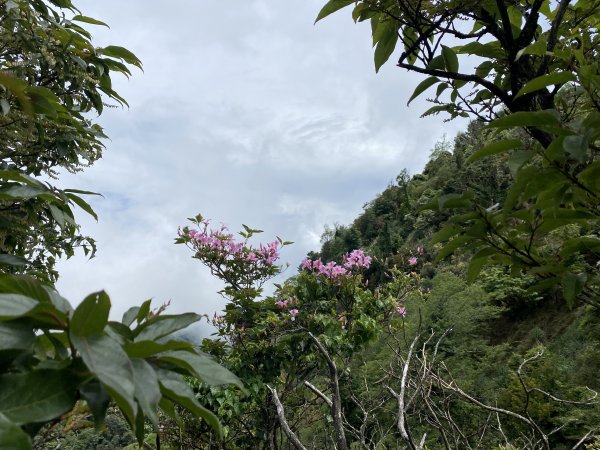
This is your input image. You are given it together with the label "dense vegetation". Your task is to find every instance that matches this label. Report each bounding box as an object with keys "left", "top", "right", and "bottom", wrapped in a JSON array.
[{"left": 1, "top": 0, "right": 600, "bottom": 448}]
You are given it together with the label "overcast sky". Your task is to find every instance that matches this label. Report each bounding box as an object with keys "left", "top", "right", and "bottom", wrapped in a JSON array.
[{"left": 55, "top": 0, "right": 466, "bottom": 335}]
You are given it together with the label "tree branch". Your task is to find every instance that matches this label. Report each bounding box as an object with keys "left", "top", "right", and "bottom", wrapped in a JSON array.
[{"left": 266, "top": 385, "right": 308, "bottom": 450}]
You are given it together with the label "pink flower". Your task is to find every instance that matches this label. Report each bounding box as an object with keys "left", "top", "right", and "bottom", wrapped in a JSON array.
[
  {"left": 408, "top": 256, "right": 418, "bottom": 266},
  {"left": 301, "top": 258, "right": 313, "bottom": 270},
  {"left": 289, "top": 309, "right": 299, "bottom": 321},
  {"left": 343, "top": 249, "right": 372, "bottom": 269},
  {"left": 395, "top": 306, "right": 407, "bottom": 317},
  {"left": 416, "top": 246, "right": 424, "bottom": 255},
  {"left": 275, "top": 299, "right": 289, "bottom": 309}
]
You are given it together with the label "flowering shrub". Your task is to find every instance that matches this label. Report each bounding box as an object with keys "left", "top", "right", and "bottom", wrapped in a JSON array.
[{"left": 175, "top": 214, "right": 424, "bottom": 447}]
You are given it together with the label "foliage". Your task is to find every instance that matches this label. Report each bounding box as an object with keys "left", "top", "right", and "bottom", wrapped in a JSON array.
[
  {"left": 318, "top": 0, "right": 600, "bottom": 307},
  {"left": 171, "top": 216, "right": 415, "bottom": 448},
  {"left": 0, "top": 0, "right": 141, "bottom": 282},
  {"left": 0, "top": 274, "right": 243, "bottom": 450}
]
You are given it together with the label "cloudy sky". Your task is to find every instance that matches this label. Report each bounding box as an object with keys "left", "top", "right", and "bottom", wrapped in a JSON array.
[{"left": 55, "top": 0, "right": 466, "bottom": 335}]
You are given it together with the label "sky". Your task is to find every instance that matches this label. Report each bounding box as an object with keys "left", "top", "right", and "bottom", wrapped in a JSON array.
[{"left": 55, "top": 0, "right": 467, "bottom": 336}]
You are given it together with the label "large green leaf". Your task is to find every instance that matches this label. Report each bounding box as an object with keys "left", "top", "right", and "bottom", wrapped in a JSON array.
[
  {"left": 156, "top": 369, "right": 222, "bottom": 438},
  {"left": 0, "top": 320, "right": 34, "bottom": 351},
  {"left": 70, "top": 291, "right": 110, "bottom": 336},
  {"left": 79, "top": 380, "right": 110, "bottom": 426},
  {"left": 0, "top": 413, "right": 31, "bottom": 450},
  {"left": 488, "top": 110, "right": 561, "bottom": 128},
  {"left": 131, "top": 359, "right": 161, "bottom": 428},
  {"left": 158, "top": 350, "right": 245, "bottom": 391},
  {"left": 125, "top": 340, "right": 193, "bottom": 358},
  {"left": 70, "top": 334, "right": 137, "bottom": 424},
  {"left": 315, "top": 0, "right": 355, "bottom": 23},
  {"left": 0, "top": 295, "right": 37, "bottom": 320},
  {"left": 0, "top": 254, "right": 27, "bottom": 267},
  {"left": 0, "top": 370, "right": 76, "bottom": 425},
  {"left": 0, "top": 276, "right": 51, "bottom": 304},
  {"left": 515, "top": 72, "right": 576, "bottom": 98},
  {"left": 134, "top": 313, "right": 201, "bottom": 341}
]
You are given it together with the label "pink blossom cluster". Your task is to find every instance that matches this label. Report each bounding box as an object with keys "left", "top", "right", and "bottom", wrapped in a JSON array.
[
  {"left": 180, "top": 221, "right": 281, "bottom": 267},
  {"left": 343, "top": 249, "right": 372, "bottom": 269},
  {"left": 407, "top": 247, "right": 425, "bottom": 266},
  {"left": 275, "top": 299, "right": 300, "bottom": 321},
  {"left": 395, "top": 305, "right": 407, "bottom": 317},
  {"left": 301, "top": 249, "right": 371, "bottom": 281}
]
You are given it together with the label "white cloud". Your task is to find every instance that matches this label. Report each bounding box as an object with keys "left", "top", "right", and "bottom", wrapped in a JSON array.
[{"left": 55, "top": 0, "right": 467, "bottom": 326}]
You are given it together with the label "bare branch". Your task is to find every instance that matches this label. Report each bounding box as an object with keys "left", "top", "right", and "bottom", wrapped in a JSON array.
[{"left": 266, "top": 384, "right": 308, "bottom": 450}]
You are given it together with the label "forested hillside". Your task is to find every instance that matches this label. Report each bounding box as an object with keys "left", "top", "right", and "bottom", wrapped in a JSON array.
[{"left": 3, "top": 0, "right": 600, "bottom": 449}]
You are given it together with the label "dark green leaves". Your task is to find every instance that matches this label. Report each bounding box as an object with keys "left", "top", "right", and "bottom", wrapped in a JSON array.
[
  {"left": 71, "top": 334, "right": 137, "bottom": 423},
  {"left": 0, "top": 414, "right": 31, "bottom": 450},
  {"left": 0, "top": 275, "right": 235, "bottom": 444},
  {"left": 0, "top": 370, "right": 77, "bottom": 425}
]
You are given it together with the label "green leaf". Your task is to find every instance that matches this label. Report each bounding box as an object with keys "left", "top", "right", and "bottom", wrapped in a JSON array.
[
  {"left": 0, "top": 320, "right": 35, "bottom": 351},
  {"left": 125, "top": 340, "right": 193, "bottom": 358},
  {"left": 560, "top": 237, "right": 600, "bottom": 258},
  {"left": 156, "top": 369, "right": 222, "bottom": 438},
  {"left": 563, "top": 133, "right": 589, "bottom": 162},
  {"left": 136, "top": 299, "right": 152, "bottom": 324},
  {"left": 488, "top": 110, "right": 561, "bottom": 128},
  {"left": 71, "top": 15, "right": 109, "bottom": 27},
  {"left": 0, "top": 254, "right": 27, "bottom": 267},
  {"left": 562, "top": 272, "right": 585, "bottom": 307},
  {"left": 467, "top": 248, "right": 497, "bottom": 282},
  {"left": 407, "top": 77, "right": 439, "bottom": 105},
  {"left": 0, "top": 413, "right": 31, "bottom": 450},
  {"left": 458, "top": 41, "right": 504, "bottom": 59},
  {"left": 515, "top": 72, "right": 576, "bottom": 98},
  {"left": 79, "top": 380, "right": 110, "bottom": 427},
  {"left": 158, "top": 350, "right": 245, "bottom": 391},
  {"left": 467, "top": 139, "right": 522, "bottom": 163},
  {"left": 578, "top": 161, "right": 600, "bottom": 194},
  {"left": 436, "top": 236, "right": 472, "bottom": 261},
  {"left": 475, "top": 61, "right": 494, "bottom": 78},
  {"left": 134, "top": 313, "right": 201, "bottom": 342},
  {"left": 0, "top": 294, "right": 37, "bottom": 320},
  {"left": 122, "top": 306, "right": 140, "bottom": 327},
  {"left": 430, "top": 223, "right": 462, "bottom": 244},
  {"left": 65, "top": 193, "right": 98, "bottom": 221},
  {"left": 315, "top": 0, "right": 355, "bottom": 22},
  {"left": 0, "top": 370, "right": 77, "bottom": 425},
  {"left": 70, "top": 291, "right": 110, "bottom": 336},
  {"left": 70, "top": 334, "right": 137, "bottom": 424},
  {"left": 131, "top": 359, "right": 161, "bottom": 428},
  {"left": 100, "top": 46, "right": 142, "bottom": 69},
  {"left": 374, "top": 20, "right": 398, "bottom": 72},
  {"left": 441, "top": 45, "right": 459, "bottom": 72}
]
